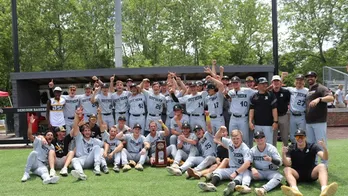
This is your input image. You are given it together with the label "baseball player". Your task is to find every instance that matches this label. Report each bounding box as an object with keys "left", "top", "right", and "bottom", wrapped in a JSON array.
[
  {"left": 114, "top": 116, "right": 132, "bottom": 134},
  {"left": 46, "top": 86, "right": 65, "bottom": 132},
  {"left": 91, "top": 83, "right": 114, "bottom": 129},
  {"left": 245, "top": 131, "right": 283, "bottom": 196},
  {"left": 79, "top": 84, "right": 98, "bottom": 122},
  {"left": 117, "top": 123, "right": 147, "bottom": 171},
  {"left": 197, "top": 128, "right": 251, "bottom": 195},
  {"left": 128, "top": 83, "right": 146, "bottom": 135},
  {"left": 61, "top": 85, "right": 80, "bottom": 134},
  {"left": 205, "top": 76, "right": 225, "bottom": 134},
  {"left": 170, "top": 104, "right": 190, "bottom": 145},
  {"left": 171, "top": 81, "right": 207, "bottom": 130},
  {"left": 112, "top": 80, "right": 131, "bottom": 125},
  {"left": 70, "top": 108, "right": 103, "bottom": 180},
  {"left": 21, "top": 115, "right": 60, "bottom": 184},
  {"left": 140, "top": 80, "right": 166, "bottom": 134},
  {"left": 226, "top": 76, "right": 256, "bottom": 147}
]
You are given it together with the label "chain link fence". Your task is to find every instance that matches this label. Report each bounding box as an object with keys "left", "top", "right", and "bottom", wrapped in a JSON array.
[{"left": 323, "top": 66, "right": 348, "bottom": 94}]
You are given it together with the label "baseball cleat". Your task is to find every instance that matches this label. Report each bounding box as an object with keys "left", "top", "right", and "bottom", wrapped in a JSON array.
[
  {"left": 71, "top": 170, "right": 87, "bottom": 181},
  {"left": 113, "top": 165, "right": 120, "bottom": 173},
  {"left": 187, "top": 168, "right": 201, "bottom": 179},
  {"left": 166, "top": 166, "right": 182, "bottom": 176},
  {"left": 43, "top": 176, "right": 60, "bottom": 184},
  {"left": 102, "top": 165, "right": 109, "bottom": 174},
  {"left": 135, "top": 164, "right": 144, "bottom": 171},
  {"left": 320, "top": 182, "right": 338, "bottom": 196},
  {"left": 21, "top": 172, "right": 30, "bottom": 182},
  {"left": 122, "top": 164, "right": 132, "bottom": 172},
  {"left": 235, "top": 185, "right": 252, "bottom": 194},
  {"left": 281, "top": 185, "right": 303, "bottom": 196},
  {"left": 129, "top": 160, "right": 136, "bottom": 167},
  {"left": 255, "top": 188, "right": 266, "bottom": 196},
  {"left": 59, "top": 167, "right": 68, "bottom": 176},
  {"left": 223, "top": 181, "right": 236, "bottom": 196},
  {"left": 171, "top": 163, "right": 179, "bottom": 169},
  {"left": 49, "top": 169, "right": 56, "bottom": 177},
  {"left": 197, "top": 182, "right": 217, "bottom": 192}
]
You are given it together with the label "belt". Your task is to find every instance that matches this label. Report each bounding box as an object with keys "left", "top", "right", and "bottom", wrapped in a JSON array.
[
  {"left": 169, "top": 116, "right": 174, "bottom": 119},
  {"left": 117, "top": 111, "right": 127, "bottom": 114},
  {"left": 189, "top": 113, "right": 204, "bottom": 117},
  {"left": 67, "top": 117, "right": 74, "bottom": 120},
  {"left": 103, "top": 113, "right": 112, "bottom": 116},
  {"left": 130, "top": 113, "right": 145, "bottom": 117},
  {"left": 210, "top": 114, "right": 223, "bottom": 119},
  {"left": 232, "top": 114, "right": 248, "bottom": 118},
  {"left": 148, "top": 113, "right": 161, "bottom": 117},
  {"left": 291, "top": 112, "right": 303, "bottom": 116}
]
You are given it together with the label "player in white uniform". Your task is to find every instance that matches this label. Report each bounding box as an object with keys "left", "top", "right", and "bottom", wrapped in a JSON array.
[
  {"left": 91, "top": 83, "right": 114, "bottom": 129},
  {"left": 62, "top": 85, "right": 80, "bottom": 134},
  {"left": 21, "top": 115, "right": 60, "bottom": 184},
  {"left": 79, "top": 84, "right": 98, "bottom": 122},
  {"left": 205, "top": 76, "right": 225, "bottom": 134},
  {"left": 227, "top": 76, "right": 256, "bottom": 147},
  {"left": 46, "top": 87, "right": 65, "bottom": 132},
  {"left": 128, "top": 83, "right": 146, "bottom": 135},
  {"left": 140, "top": 80, "right": 166, "bottom": 134},
  {"left": 285, "top": 74, "right": 309, "bottom": 143},
  {"left": 112, "top": 80, "right": 130, "bottom": 125},
  {"left": 197, "top": 128, "right": 251, "bottom": 195},
  {"left": 70, "top": 108, "right": 103, "bottom": 180},
  {"left": 170, "top": 104, "right": 190, "bottom": 145}
]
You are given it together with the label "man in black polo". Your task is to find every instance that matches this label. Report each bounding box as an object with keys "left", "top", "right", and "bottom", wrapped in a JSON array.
[
  {"left": 281, "top": 129, "right": 338, "bottom": 196},
  {"left": 304, "top": 71, "right": 334, "bottom": 166},
  {"left": 249, "top": 77, "right": 278, "bottom": 145},
  {"left": 270, "top": 75, "right": 291, "bottom": 147}
]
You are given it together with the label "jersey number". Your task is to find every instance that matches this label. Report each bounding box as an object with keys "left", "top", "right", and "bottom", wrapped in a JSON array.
[
  {"left": 138, "top": 103, "right": 144, "bottom": 108},
  {"left": 205, "top": 143, "right": 212, "bottom": 150},
  {"left": 198, "top": 102, "right": 204, "bottom": 107},
  {"left": 155, "top": 104, "right": 162, "bottom": 110},
  {"left": 240, "top": 101, "right": 248, "bottom": 107},
  {"left": 296, "top": 100, "right": 305, "bottom": 107},
  {"left": 213, "top": 102, "right": 219, "bottom": 108},
  {"left": 87, "top": 148, "right": 92, "bottom": 153}
]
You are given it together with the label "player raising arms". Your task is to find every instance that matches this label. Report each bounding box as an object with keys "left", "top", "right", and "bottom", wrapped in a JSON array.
[
  {"left": 21, "top": 115, "right": 60, "bottom": 184},
  {"left": 128, "top": 83, "right": 146, "bottom": 135}
]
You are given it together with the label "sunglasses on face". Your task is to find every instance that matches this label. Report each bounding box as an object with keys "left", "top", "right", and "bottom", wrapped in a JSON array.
[{"left": 295, "top": 135, "right": 305, "bottom": 140}]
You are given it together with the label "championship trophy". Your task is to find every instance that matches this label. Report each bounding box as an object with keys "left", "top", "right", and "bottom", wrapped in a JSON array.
[{"left": 154, "top": 140, "right": 167, "bottom": 167}]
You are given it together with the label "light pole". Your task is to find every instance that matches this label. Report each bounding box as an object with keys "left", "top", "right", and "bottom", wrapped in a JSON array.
[
  {"left": 11, "top": 0, "right": 20, "bottom": 72},
  {"left": 272, "top": 0, "right": 279, "bottom": 75},
  {"left": 114, "top": 0, "right": 123, "bottom": 68}
]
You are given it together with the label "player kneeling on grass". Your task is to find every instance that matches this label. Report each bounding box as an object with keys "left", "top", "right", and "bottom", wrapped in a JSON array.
[
  {"left": 197, "top": 128, "right": 251, "bottom": 195},
  {"left": 117, "top": 123, "right": 147, "bottom": 171},
  {"left": 21, "top": 115, "right": 60, "bottom": 184},
  {"left": 70, "top": 107, "right": 104, "bottom": 180},
  {"left": 281, "top": 129, "right": 338, "bottom": 196}
]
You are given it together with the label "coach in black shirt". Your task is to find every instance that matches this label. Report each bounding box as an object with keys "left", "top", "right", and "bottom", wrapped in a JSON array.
[
  {"left": 281, "top": 129, "right": 338, "bottom": 196},
  {"left": 249, "top": 77, "right": 278, "bottom": 145},
  {"left": 271, "top": 75, "right": 291, "bottom": 147}
]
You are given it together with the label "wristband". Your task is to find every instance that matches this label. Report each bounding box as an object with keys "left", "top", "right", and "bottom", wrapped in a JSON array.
[{"left": 235, "top": 170, "right": 239, "bottom": 175}]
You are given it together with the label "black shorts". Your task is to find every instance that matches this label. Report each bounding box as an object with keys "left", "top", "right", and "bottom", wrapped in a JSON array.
[{"left": 296, "top": 168, "right": 318, "bottom": 182}]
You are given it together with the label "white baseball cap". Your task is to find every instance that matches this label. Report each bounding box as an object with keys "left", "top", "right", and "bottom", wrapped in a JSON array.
[
  {"left": 271, "top": 75, "right": 281, "bottom": 81},
  {"left": 53, "top": 87, "right": 62, "bottom": 92}
]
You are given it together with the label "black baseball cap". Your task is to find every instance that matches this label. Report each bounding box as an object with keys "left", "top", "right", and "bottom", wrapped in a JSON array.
[
  {"left": 84, "top": 84, "right": 92, "bottom": 89},
  {"left": 193, "top": 125, "right": 203, "bottom": 132},
  {"left": 182, "top": 122, "right": 190, "bottom": 129},
  {"left": 222, "top": 75, "right": 229, "bottom": 80},
  {"left": 118, "top": 116, "right": 126, "bottom": 121},
  {"left": 126, "top": 78, "right": 133, "bottom": 82},
  {"left": 89, "top": 114, "right": 97, "bottom": 119},
  {"left": 295, "top": 74, "right": 305, "bottom": 80},
  {"left": 173, "top": 104, "right": 183, "bottom": 111},
  {"left": 130, "top": 83, "right": 137, "bottom": 88},
  {"left": 246, "top": 76, "right": 254, "bottom": 82},
  {"left": 133, "top": 123, "right": 142, "bottom": 129},
  {"left": 196, "top": 81, "right": 203, "bottom": 86},
  {"left": 305, "top": 71, "right": 317, "bottom": 78},
  {"left": 159, "top": 81, "right": 167, "bottom": 86},
  {"left": 294, "top": 129, "right": 306, "bottom": 136},
  {"left": 257, "top": 77, "right": 268, "bottom": 84},
  {"left": 54, "top": 126, "right": 66, "bottom": 132},
  {"left": 188, "top": 81, "right": 197, "bottom": 87},
  {"left": 231, "top": 76, "right": 241, "bottom": 83},
  {"left": 206, "top": 83, "right": 216, "bottom": 90},
  {"left": 101, "top": 83, "right": 109, "bottom": 88},
  {"left": 254, "top": 131, "right": 265, "bottom": 139}
]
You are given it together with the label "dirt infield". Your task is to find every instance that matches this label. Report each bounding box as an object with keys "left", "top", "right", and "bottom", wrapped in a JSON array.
[{"left": 327, "top": 127, "right": 348, "bottom": 140}]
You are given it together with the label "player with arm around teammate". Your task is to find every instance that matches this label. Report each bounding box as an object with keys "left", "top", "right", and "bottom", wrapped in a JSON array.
[{"left": 21, "top": 115, "right": 60, "bottom": 184}]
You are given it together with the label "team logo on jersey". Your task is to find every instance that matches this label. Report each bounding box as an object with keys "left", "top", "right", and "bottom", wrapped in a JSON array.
[
  {"left": 265, "top": 96, "right": 268, "bottom": 100},
  {"left": 280, "top": 93, "right": 283, "bottom": 97}
]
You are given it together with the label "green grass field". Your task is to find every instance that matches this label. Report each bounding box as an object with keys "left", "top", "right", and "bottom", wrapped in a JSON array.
[{"left": 0, "top": 140, "right": 346, "bottom": 196}]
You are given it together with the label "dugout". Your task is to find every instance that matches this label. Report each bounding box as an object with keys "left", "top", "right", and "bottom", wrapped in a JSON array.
[{"left": 9, "top": 65, "right": 274, "bottom": 140}]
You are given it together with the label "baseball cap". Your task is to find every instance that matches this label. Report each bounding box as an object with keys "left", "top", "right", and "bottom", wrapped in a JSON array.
[
  {"left": 133, "top": 123, "right": 142, "bottom": 129},
  {"left": 143, "top": 78, "right": 150, "bottom": 82},
  {"left": 294, "top": 129, "right": 306, "bottom": 136},
  {"left": 182, "top": 122, "right": 190, "bottom": 129},
  {"left": 271, "top": 75, "right": 281, "bottom": 82},
  {"left": 196, "top": 81, "right": 203, "bottom": 86},
  {"left": 222, "top": 75, "right": 229, "bottom": 80},
  {"left": 246, "top": 76, "right": 254, "bottom": 82},
  {"left": 84, "top": 84, "right": 92, "bottom": 89},
  {"left": 188, "top": 81, "right": 197, "bottom": 87},
  {"left": 159, "top": 81, "right": 167, "bottom": 86},
  {"left": 193, "top": 125, "right": 203, "bottom": 132},
  {"left": 254, "top": 131, "right": 265, "bottom": 139},
  {"left": 305, "top": 71, "right": 317, "bottom": 77},
  {"left": 206, "top": 83, "right": 216, "bottom": 90},
  {"left": 257, "top": 77, "right": 268, "bottom": 84},
  {"left": 101, "top": 83, "right": 109, "bottom": 88},
  {"left": 173, "top": 104, "right": 183, "bottom": 111},
  {"left": 295, "top": 74, "right": 305, "bottom": 80},
  {"left": 130, "top": 83, "right": 137, "bottom": 88},
  {"left": 231, "top": 76, "right": 241, "bottom": 83},
  {"left": 118, "top": 116, "right": 126, "bottom": 121},
  {"left": 53, "top": 87, "right": 62, "bottom": 92},
  {"left": 89, "top": 114, "right": 97, "bottom": 119},
  {"left": 54, "top": 126, "right": 66, "bottom": 132},
  {"left": 126, "top": 78, "right": 133, "bottom": 82}
]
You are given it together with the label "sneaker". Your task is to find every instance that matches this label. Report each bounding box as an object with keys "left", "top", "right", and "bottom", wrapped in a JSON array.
[
  {"left": 93, "top": 165, "right": 101, "bottom": 176},
  {"left": 102, "top": 165, "right": 109, "bottom": 174},
  {"left": 223, "top": 181, "right": 236, "bottom": 196},
  {"left": 21, "top": 172, "right": 30, "bottom": 182},
  {"left": 235, "top": 185, "right": 252, "bottom": 194},
  {"left": 320, "top": 182, "right": 338, "bottom": 196},
  {"left": 203, "top": 173, "right": 212, "bottom": 182},
  {"left": 113, "top": 165, "right": 120, "bottom": 173},
  {"left": 122, "top": 164, "right": 131, "bottom": 172},
  {"left": 49, "top": 169, "right": 56, "bottom": 177},
  {"left": 135, "top": 164, "right": 144, "bottom": 171},
  {"left": 255, "top": 188, "right": 266, "bottom": 196},
  {"left": 59, "top": 167, "right": 68, "bottom": 176},
  {"left": 281, "top": 185, "right": 303, "bottom": 196},
  {"left": 171, "top": 163, "right": 179, "bottom": 169},
  {"left": 166, "top": 166, "right": 182, "bottom": 176},
  {"left": 71, "top": 170, "right": 87, "bottom": 181},
  {"left": 129, "top": 160, "right": 136, "bottom": 167},
  {"left": 197, "top": 182, "right": 217, "bottom": 192},
  {"left": 43, "top": 176, "right": 60, "bottom": 184},
  {"left": 187, "top": 168, "right": 201, "bottom": 179}
]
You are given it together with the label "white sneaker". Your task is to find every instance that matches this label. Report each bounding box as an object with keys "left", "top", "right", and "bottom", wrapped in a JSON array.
[
  {"left": 255, "top": 188, "right": 266, "bottom": 196},
  {"left": 197, "top": 182, "right": 217, "bottom": 192},
  {"left": 59, "top": 167, "right": 68, "bottom": 176},
  {"left": 71, "top": 170, "right": 87, "bottom": 180},
  {"left": 166, "top": 166, "right": 182, "bottom": 176},
  {"left": 113, "top": 165, "right": 120, "bottom": 172},
  {"left": 135, "top": 164, "right": 143, "bottom": 171},
  {"left": 93, "top": 165, "right": 101, "bottom": 176},
  {"left": 281, "top": 185, "right": 303, "bottom": 196},
  {"left": 171, "top": 163, "right": 179, "bottom": 169},
  {"left": 49, "top": 169, "right": 56, "bottom": 177},
  {"left": 223, "top": 181, "right": 236, "bottom": 196},
  {"left": 235, "top": 185, "right": 252, "bottom": 194},
  {"left": 43, "top": 176, "right": 60, "bottom": 184},
  {"left": 21, "top": 172, "right": 30, "bottom": 182},
  {"left": 320, "top": 182, "right": 338, "bottom": 196}
]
